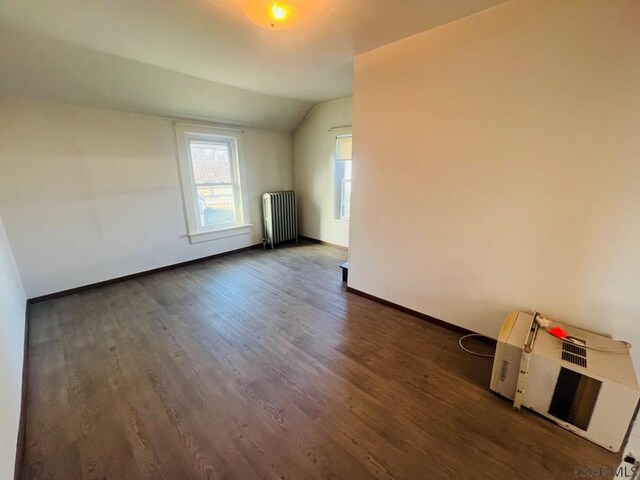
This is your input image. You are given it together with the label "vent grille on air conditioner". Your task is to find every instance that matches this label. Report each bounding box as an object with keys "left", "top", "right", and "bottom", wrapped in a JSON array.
[
  {"left": 561, "top": 351, "right": 587, "bottom": 368},
  {"left": 548, "top": 367, "right": 602, "bottom": 431},
  {"left": 561, "top": 337, "right": 587, "bottom": 368}
]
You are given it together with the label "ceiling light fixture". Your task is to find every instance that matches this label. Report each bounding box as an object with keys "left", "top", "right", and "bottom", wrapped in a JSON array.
[{"left": 244, "top": 0, "right": 300, "bottom": 30}]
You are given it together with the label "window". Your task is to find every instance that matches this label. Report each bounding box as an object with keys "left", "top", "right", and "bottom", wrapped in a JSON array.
[
  {"left": 175, "top": 124, "right": 251, "bottom": 243},
  {"left": 333, "top": 133, "right": 352, "bottom": 221},
  {"left": 190, "top": 140, "right": 237, "bottom": 228}
]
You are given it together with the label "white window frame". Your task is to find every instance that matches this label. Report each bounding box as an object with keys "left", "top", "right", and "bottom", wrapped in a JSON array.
[
  {"left": 330, "top": 126, "right": 353, "bottom": 223},
  {"left": 175, "top": 123, "right": 251, "bottom": 244}
]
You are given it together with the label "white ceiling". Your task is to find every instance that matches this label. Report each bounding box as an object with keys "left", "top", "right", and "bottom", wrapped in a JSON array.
[
  {"left": 0, "top": 0, "right": 509, "bottom": 101},
  {"left": 0, "top": 0, "right": 509, "bottom": 130},
  {"left": 0, "top": 27, "right": 313, "bottom": 131}
]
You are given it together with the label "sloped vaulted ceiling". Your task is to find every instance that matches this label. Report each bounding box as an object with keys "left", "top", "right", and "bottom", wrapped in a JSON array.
[
  {"left": 0, "top": 28, "right": 312, "bottom": 131},
  {"left": 0, "top": 0, "right": 509, "bottom": 131}
]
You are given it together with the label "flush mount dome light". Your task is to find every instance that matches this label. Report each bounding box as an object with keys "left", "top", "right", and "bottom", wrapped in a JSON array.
[{"left": 244, "top": 0, "right": 300, "bottom": 30}]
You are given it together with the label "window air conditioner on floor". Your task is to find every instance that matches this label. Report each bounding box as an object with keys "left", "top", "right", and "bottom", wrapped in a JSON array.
[{"left": 490, "top": 311, "right": 640, "bottom": 452}]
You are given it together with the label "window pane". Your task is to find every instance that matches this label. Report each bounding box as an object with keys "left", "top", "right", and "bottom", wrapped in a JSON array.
[
  {"left": 341, "top": 180, "right": 351, "bottom": 219},
  {"left": 344, "top": 160, "right": 352, "bottom": 181},
  {"left": 190, "top": 142, "right": 231, "bottom": 184},
  {"left": 333, "top": 134, "right": 352, "bottom": 221},
  {"left": 197, "top": 185, "right": 236, "bottom": 227},
  {"left": 176, "top": 125, "right": 245, "bottom": 234},
  {"left": 336, "top": 135, "right": 352, "bottom": 161}
]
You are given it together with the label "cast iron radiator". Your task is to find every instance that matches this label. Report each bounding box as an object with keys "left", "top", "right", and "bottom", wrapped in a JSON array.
[{"left": 262, "top": 190, "right": 298, "bottom": 249}]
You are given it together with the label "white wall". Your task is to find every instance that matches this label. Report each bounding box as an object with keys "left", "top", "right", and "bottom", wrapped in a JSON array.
[
  {"left": 0, "top": 97, "right": 293, "bottom": 298},
  {"left": 293, "top": 97, "right": 352, "bottom": 247},
  {"left": 0, "top": 216, "right": 26, "bottom": 480},
  {"left": 350, "top": 0, "right": 640, "bottom": 343}
]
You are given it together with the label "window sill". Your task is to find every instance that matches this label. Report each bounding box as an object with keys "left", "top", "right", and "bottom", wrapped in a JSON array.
[{"left": 188, "top": 224, "right": 253, "bottom": 244}]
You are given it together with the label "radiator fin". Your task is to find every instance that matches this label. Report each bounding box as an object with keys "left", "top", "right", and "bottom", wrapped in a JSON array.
[{"left": 262, "top": 191, "right": 298, "bottom": 248}]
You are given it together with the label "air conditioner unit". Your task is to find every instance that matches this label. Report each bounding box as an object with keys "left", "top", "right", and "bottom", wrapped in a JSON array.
[{"left": 490, "top": 311, "right": 640, "bottom": 452}]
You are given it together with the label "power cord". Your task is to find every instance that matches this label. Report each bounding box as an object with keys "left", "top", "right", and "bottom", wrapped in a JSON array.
[
  {"left": 535, "top": 313, "right": 632, "bottom": 353},
  {"left": 458, "top": 333, "right": 495, "bottom": 358},
  {"left": 457, "top": 312, "right": 632, "bottom": 359}
]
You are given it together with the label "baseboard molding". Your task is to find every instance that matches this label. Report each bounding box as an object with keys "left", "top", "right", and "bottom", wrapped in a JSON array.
[
  {"left": 14, "top": 304, "right": 29, "bottom": 480},
  {"left": 346, "top": 286, "right": 496, "bottom": 345},
  {"left": 299, "top": 235, "right": 348, "bottom": 251},
  {"left": 28, "top": 243, "right": 263, "bottom": 304}
]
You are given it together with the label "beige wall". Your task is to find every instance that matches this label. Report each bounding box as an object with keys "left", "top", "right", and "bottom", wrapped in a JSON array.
[
  {"left": 350, "top": 0, "right": 640, "bottom": 347},
  {"left": 0, "top": 97, "right": 293, "bottom": 297},
  {"left": 0, "top": 216, "right": 26, "bottom": 480},
  {"left": 294, "top": 97, "right": 353, "bottom": 247}
]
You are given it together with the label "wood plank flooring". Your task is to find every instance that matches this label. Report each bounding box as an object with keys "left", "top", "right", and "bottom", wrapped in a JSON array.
[{"left": 23, "top": 242, "right": 619, "bottom": 479}]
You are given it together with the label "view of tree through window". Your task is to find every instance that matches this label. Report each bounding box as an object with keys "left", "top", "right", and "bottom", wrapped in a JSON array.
[{"left": 190, "top": 141, "right": 237, "bottom": 228}]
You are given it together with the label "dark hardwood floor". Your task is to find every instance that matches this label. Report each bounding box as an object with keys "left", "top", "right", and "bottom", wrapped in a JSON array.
[{"left": 23, "top": 242, "right": 618, "bottom": 479}]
